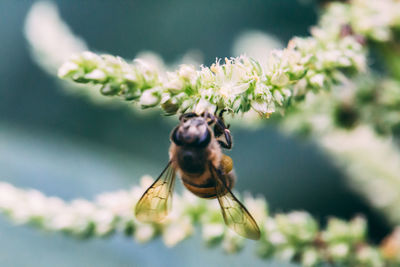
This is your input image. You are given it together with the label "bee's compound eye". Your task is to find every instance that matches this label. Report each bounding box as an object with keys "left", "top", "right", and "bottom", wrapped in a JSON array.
[
  {"left": 171, "top": 127, "right": 183, "bottom": 146},
  {"left": 196, "top": 128, "right": 211, "bottom": 147}
]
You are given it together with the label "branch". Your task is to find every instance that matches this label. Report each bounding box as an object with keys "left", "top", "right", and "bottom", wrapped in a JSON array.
[
  {"left": 0, "top": 177, "right": 394, "bottom": 266},
  {"left": 23, "top": 1, "right": 121, "bottom": 105},
  {"left": 280, "top": 86, "right": 400, "bottom": 230},
  {"left": 24, "top": 1, "right": 87, "bottom": 75},
  {"left": 58, "top": 0, "right": 400, "bottom": 116},
  {"left": 320, "top": 126, "right": 400, "bottom": 225}
]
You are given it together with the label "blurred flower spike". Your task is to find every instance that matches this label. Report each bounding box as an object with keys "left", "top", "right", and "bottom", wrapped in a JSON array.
[{"left": 0, "top": 178, "right": 393, "bottom": 266}]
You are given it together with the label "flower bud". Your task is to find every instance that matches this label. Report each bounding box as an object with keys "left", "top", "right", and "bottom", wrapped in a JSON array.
[
  {"left": 161, "top": 98, "right": 180, "bottom": 115},
  {"left": 85, "top": 69, "right": 107, "bottom": 82},
  {"left": 270, "top": 71, "right": 290, "bottom": 87},
  {"left": 139, "top": 89, "right": 161, "bottom": 108},
  {"left": 58, "top": 61, "right": 79, "bottom": 78},
  {"left": 100, "top": 83, "right": 120, "bottom": 96},
  {"left": 301, "top": 248, "right": 319, "bottom": 267},
  {"left": 328, "top": 243, "right": 350, "bottom": 261},
  {"left": 202, "top": 223, "right": 224, "bottom": 245}
]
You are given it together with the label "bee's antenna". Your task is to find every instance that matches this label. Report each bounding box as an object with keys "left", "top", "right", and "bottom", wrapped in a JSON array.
[
  {"left": 179, "top": 112, "right": 197, "bottom": 121},
  {"left": 202, "top": 111, "right": 216, "bottom": 125}
]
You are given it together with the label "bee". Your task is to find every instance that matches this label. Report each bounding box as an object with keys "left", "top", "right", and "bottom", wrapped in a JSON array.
[{"left": 135, "top": 112, "right": 261, "bottom": 240}]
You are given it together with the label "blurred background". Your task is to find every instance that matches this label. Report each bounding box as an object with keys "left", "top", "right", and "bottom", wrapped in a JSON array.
[{"left": 0, "top": 0, "right": 391, "bottom": 266}]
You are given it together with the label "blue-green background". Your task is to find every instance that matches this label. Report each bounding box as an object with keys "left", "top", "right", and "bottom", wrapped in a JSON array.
[{"left": 0, "top": 1, "right": 390, "bottom": 266}]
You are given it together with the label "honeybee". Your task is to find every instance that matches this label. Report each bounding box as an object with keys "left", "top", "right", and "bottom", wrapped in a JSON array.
[{"left": 135, "top": 112, "right": 261, "bottom": 240}]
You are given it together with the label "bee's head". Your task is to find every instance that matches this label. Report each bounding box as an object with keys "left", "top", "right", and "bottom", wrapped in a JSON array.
[{"left": 171, "top": 113, "right": 212, "bottom": 147}]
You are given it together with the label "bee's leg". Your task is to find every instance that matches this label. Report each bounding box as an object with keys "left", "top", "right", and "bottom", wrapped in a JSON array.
[
  {"left": 219, "top": 129, "right": 232, "bottom": 149},
  {"left": 216, "top": 164, "right": 236, "bottom": 191},
  {"left": 217, "top": 109, "right": 224, "bottom": 117},
  {"left": 214, "top": 117, "right": 233, "bottom": 149},
  {"left": 225, "top": 171, "right": 236, "bottom": 190},
  {"left": 217, "top": 109, "right": 230, "bottom": 127}
]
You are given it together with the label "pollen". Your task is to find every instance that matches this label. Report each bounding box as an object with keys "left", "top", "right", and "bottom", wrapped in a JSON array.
[{"left": 221, "top": 154, "right": 233, "bottom": 174}]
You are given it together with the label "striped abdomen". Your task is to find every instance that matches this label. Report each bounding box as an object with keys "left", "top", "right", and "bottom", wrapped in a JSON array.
[{"left": 181, "top": 169, "right": 235, "bottom": 198}]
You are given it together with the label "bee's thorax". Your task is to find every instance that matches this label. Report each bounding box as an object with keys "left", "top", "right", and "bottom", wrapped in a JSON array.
[{"left": 170, "top": 134, "right": 221, "bottom": 168}]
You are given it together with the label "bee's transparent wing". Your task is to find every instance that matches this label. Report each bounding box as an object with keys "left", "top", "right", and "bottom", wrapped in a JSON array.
[
  {"left": 135, "top": 162, "right": 176, "bottom": 223},
  {"left": 210, "top": 163, "right": 261, "bottom": 240}
]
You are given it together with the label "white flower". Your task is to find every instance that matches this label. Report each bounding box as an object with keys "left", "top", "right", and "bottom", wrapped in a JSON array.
[
  {"left": 275, "top": 246, "right": 296, "bottom": 261},
  {"left": 310, "top": 74, "right": 325, "bottom": 87},
  {"left": 269, "top": 231, "right": 287, "bottom": 245},
  {"left": 302, "top": 249, "right": 319, "bottom": 267},
  {"left": 270, "top": 71, "right": 289, "bottom": 87},
  {"left": 134, "top": 224, "right": 155, "bottom": 243},
  {"left": 254, "top": 82, "right": 269, "bottom": 96},
  {"left": 273, "top": 91, "right": 284, "bottom": 105},
  {"left": 222, "top": 230, "right": 244, "bottom": 253},
  {"left": 202, "top": 223, "right": 224, "bottom": 242},
  {"left": 82, "top": 51, "right": 100, "bottom": 61},
  {"left": 178, "top": 65, "right": 198, "bottom": 86},
  {"left": 198, "top": 66, "right": 215, "bottom": 87},
  {"left": 264, "top": 219, "right": 287, "bottom": 245},
  {"left": 165, "top": 72, "right": 184, "bottom": 93},
  {"left": 328, "top": 243, "right": 349, "bottom": 259},
  {"left": 96, "top": 190, "right": 135, "bottom": 217},
  {"left": 194, "top": 98, "right": 216, "bottom": 114},
  {"left": 58, "top": 61, "right": 79, "bottom": 77},
  {"left": 92, "top": 209, "right": 115, "bottom": 236},
  {"left": 162, "top": 217, "right": 193, "bottom": 247},
  {"left": 85, "top": 69, "right": 106, "bottom": 81},
  {"left": 244, "top": 194, "right": 268, "bottom": 224},
  {"left": 47, "top": 210, "right": 77, "bottom": 231},
  {"left": 219, "top": 82, "right": 249, "bottom": 102},
  {"left": 251, "top": 100, "right": 275, "bottom": 115},
  {"left": 209, "top": 57, "right": 255, "bottom": 103},
  {"left": 139, "top": 88, "right": 161, "bottom": 107},
  {"left": 134, "top": 58, "right": 160, "bottom": 81}
]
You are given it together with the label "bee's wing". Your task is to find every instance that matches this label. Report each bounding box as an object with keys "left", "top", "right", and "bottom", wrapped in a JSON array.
[
  {"left": 135, "top": 161, "right": 176, "bottom": 223},
  {"left": 209, "top": 163, "right": 261, "bottom": 240}
]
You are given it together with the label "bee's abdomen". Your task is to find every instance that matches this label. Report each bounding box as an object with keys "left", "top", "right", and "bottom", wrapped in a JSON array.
[{"left": 181, "top": 171, "right": 235, "bottom": 199}]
